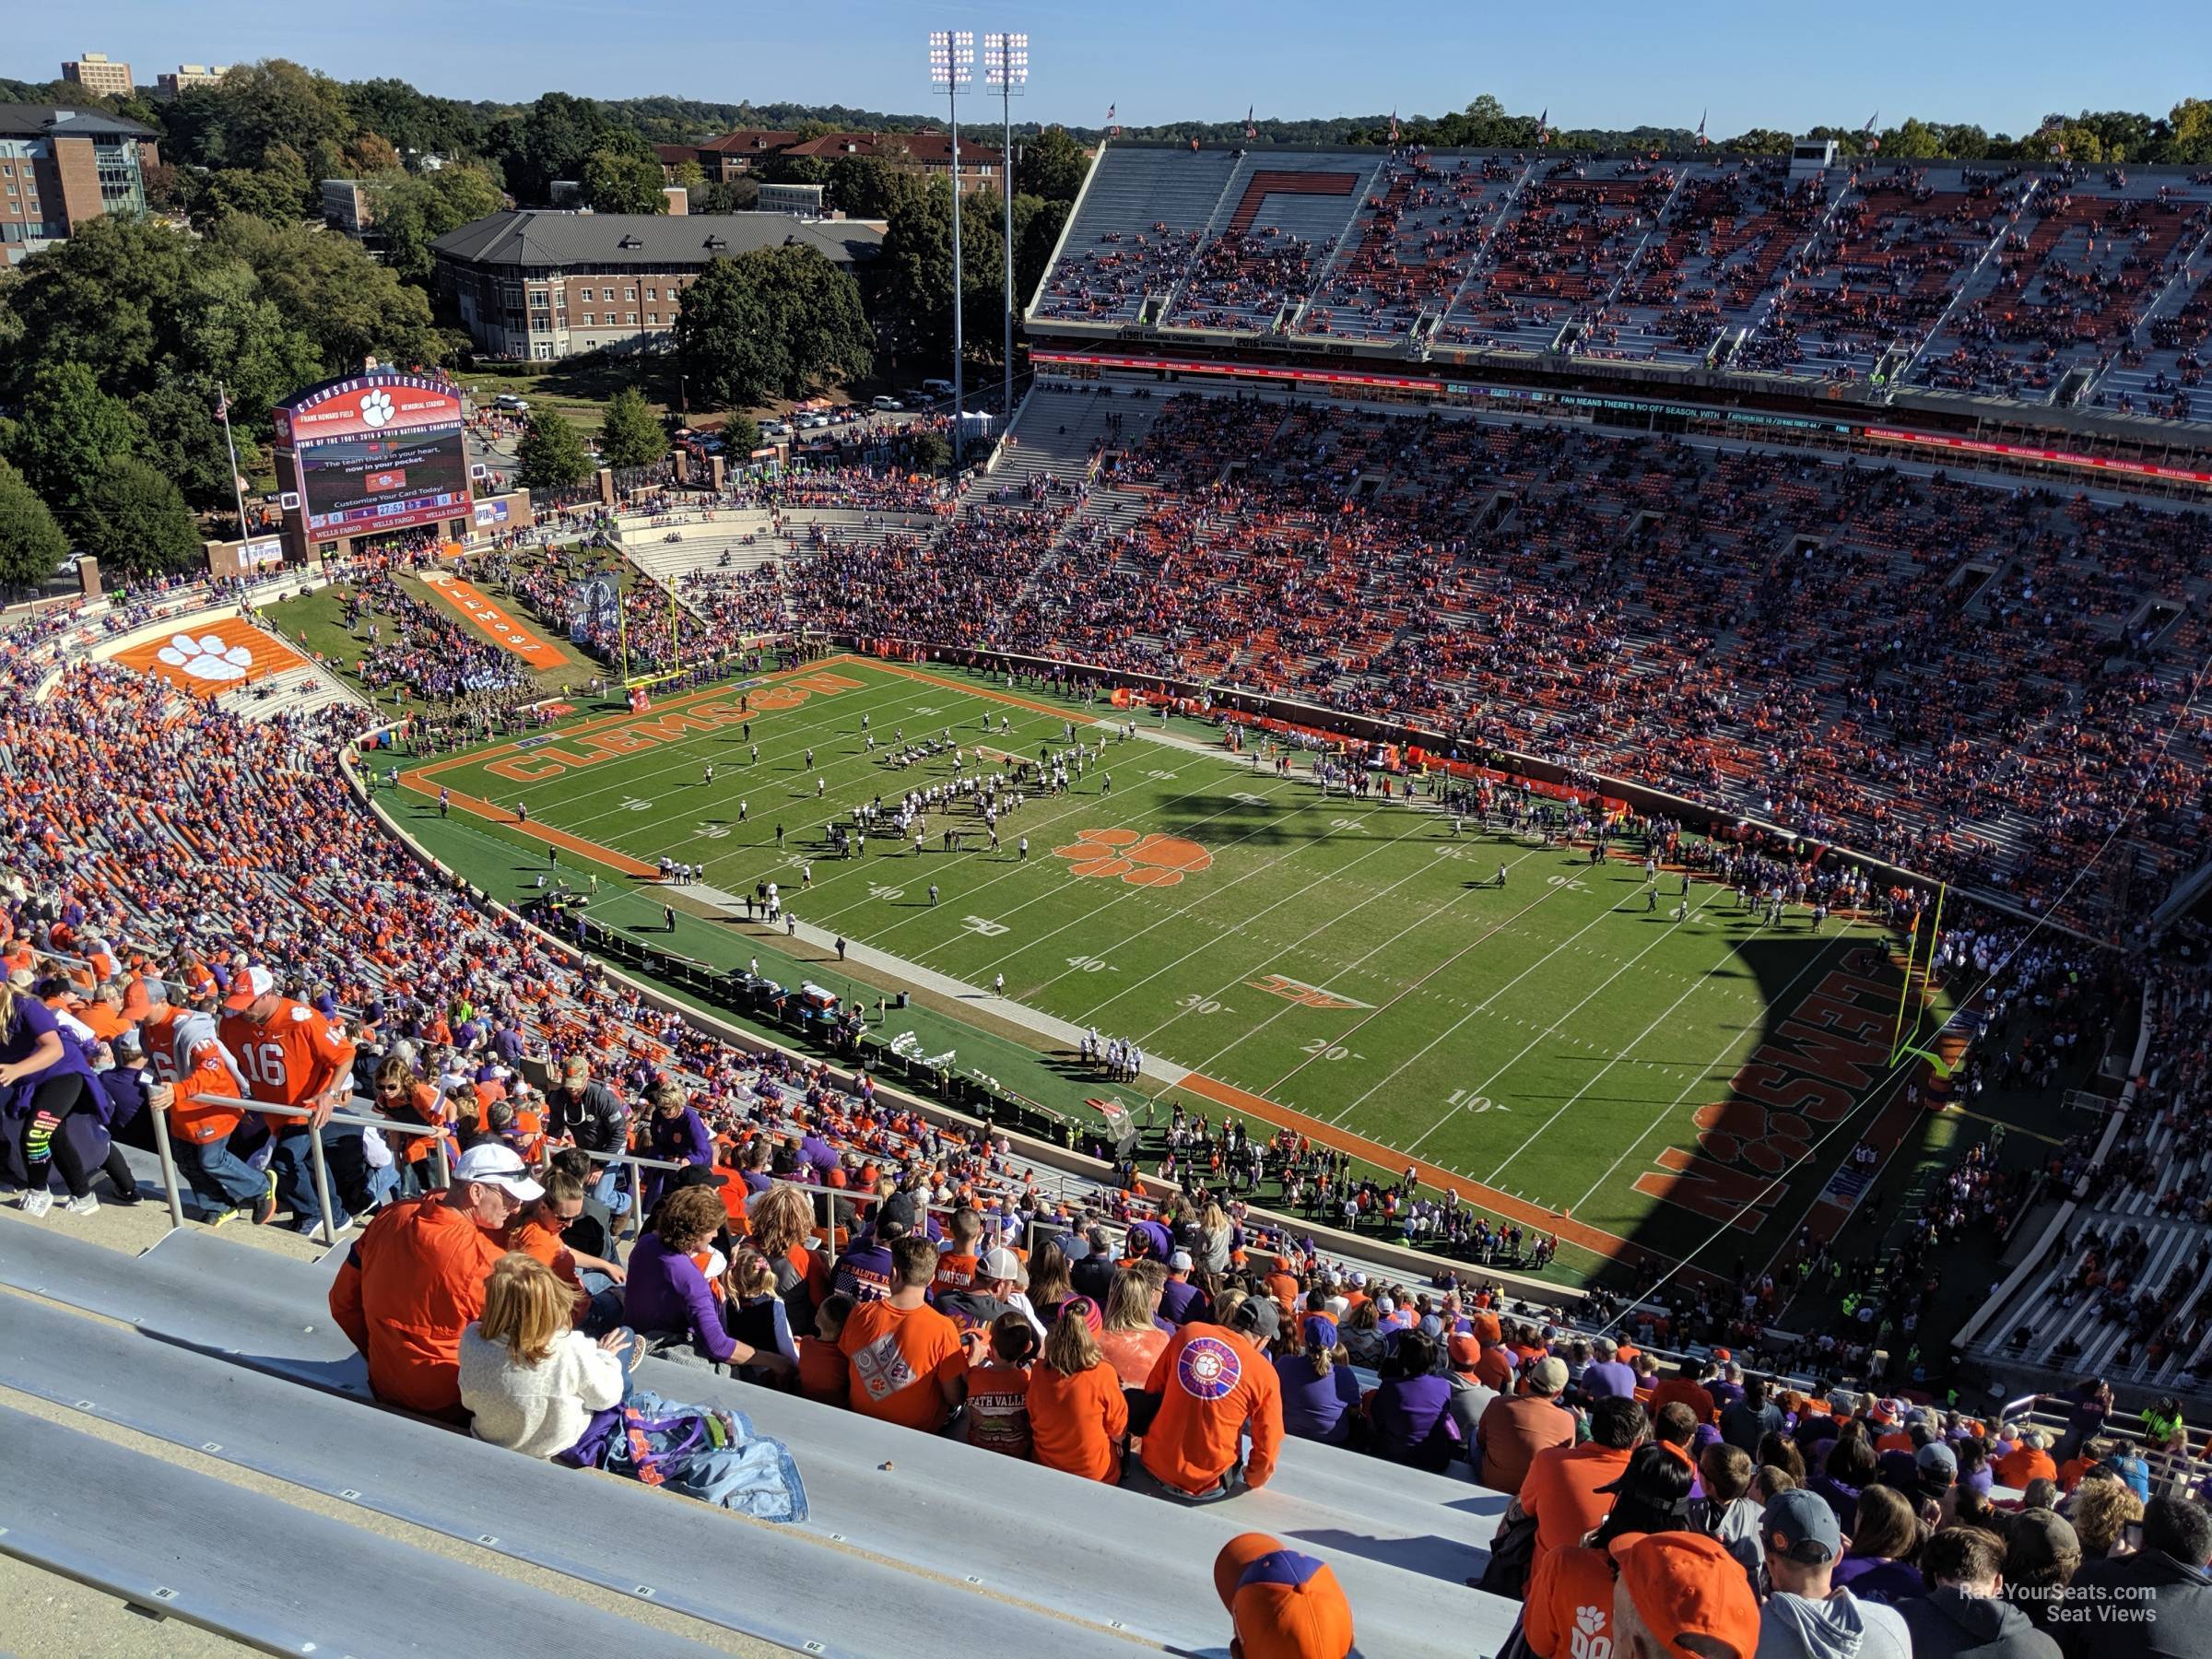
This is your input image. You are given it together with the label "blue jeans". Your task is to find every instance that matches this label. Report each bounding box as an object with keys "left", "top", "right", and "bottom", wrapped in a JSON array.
[
  {"left": 178, "top": 1134, "right": 265, "bottom": 1213},
  {"left": 250, "top": 1123, "right": 349, "bottom": 1230},
  {"left": 592, "top": 1162, "right": 633, "bottom": 1221}
]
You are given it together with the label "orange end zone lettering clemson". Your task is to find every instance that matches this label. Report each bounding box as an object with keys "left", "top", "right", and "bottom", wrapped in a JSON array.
[{"left": 477, "top": 670, "right": 866, "bottom": 782}]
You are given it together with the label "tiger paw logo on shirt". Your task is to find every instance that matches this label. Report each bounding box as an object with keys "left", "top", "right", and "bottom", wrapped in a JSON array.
[
  {"left": 1571, "top": 1603, "right": 1610, "bottom": 1659},
  {"left": 1177, "top": 1334, "right": 1242, "bottom": 1399}
]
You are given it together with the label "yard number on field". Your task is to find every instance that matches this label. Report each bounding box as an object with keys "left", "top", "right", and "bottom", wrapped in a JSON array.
[
  {"left": 1065, "top": 955, "right": 1116, "bottom": 973},
  {"left": 1447, "top": 1088, "right": 1508, "bottom": 1113},
  {"left": 868, "top": 885, "right": 905, "bottom": 901},
  {"left": 1301, "top": 1038, "right": 1362, "bottom": 1062},
  {"left": 1177, "top": 994, "right": 1229, "bottom": 1015},
  {"left": 962, "top": 915, "right": 1010, "bottom": 937}
]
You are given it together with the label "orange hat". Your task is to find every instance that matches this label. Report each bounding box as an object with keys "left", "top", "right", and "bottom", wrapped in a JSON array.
[
  {"left": 1213, "top": 1534, "right": 1354, "bottom": 1659},
  {"left": 1611, "top": 1532, "right": 1759, "bottom": 1659},
  {"left": 1472, "top": 1311, "right": 1503, "bottom": 1346},
  {"left": 1711, "top": 1347, "right": 1731, "bottom": 1362},
  {"left": 1447, "top": 1333, "right": 1485, "bottom": 1373}
]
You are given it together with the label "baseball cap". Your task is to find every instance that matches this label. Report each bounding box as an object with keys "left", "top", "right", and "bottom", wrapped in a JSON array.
[
  {"left": 1170, "top": 1249, "right": 1195, "bottom": 1272},
  {"left": 1234, "top": 1296, "right": 1282, "bottom": 1342},
  {"left": 2006, "top": 1509, "right": 2080, "bottom": 1571},
  {"left": 1447, "top": 1333, "right": 1485, "bottom": 1373},
  {"left": 1916, "top": 1441, "right": 1959, "bottom": 1482},
  {"left": 876, "top": 1194, "right": 918, "bottom": 1235},
  {"left": 978, "top": 1246, "right": 1023, "bottom": 1283},
  {"left": 1213, "top": 1534, "right": 1354, "bottom": 1659},
  {"left": 222, "top": 964, "right": 276, "bottom": 1010},
  {"left": 1528, "top": 1356, "right": 1570, "bottom": 1394},
  {"left": 1472, "top": 1311, "right": 1503, "bottom": 1346},
  {"left": 1612, "top": 1531, "right": 1760, "bottom": 1659},
  {"left": 1764, "top": 1486, "right": 1842, "bottom": 1565},
  {"left": 452, "top": 1143, "right": 545, "bottom": 1202},
  {"left": 1302, "top": 1314, "right": 1340, "bottom": 1351}
]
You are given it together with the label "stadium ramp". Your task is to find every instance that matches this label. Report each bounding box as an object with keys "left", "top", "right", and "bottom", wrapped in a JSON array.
[{"left": 0, "top": 1218, "right": 1523, "bottom": 1658}]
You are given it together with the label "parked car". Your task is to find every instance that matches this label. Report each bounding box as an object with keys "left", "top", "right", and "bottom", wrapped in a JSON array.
[
  {"left": 920, "top": 378, "right": 956, "bottom": 399},
  {"left": 493, "top": 394, "right": 529, "bottom": 411},
  {"left": 759, "top": 419, "right": 791, "bottom": 439},
  {"left": 871, "top": 394, "right": 902, "bottom": 412}
]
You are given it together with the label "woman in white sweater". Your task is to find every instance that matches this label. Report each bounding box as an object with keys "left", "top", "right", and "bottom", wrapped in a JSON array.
[{"left": 459, "top": 1252, "right": 638, "bottom": 1459}]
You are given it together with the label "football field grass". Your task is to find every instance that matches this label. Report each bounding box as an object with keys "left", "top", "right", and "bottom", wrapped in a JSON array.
[{"left": 396, "top": 653, "right": 1934, "bottom": 1277}]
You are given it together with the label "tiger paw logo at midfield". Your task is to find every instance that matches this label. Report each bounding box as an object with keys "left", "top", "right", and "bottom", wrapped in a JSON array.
[
  {"left": 358, "top": 388, "right": 395, "bottom": 428},
  {"left": 1052, "top": 828, "right": 1213, "bottom": 888},
  {"left": 156, "top": 633, "right": 253, "bottom": 683}
]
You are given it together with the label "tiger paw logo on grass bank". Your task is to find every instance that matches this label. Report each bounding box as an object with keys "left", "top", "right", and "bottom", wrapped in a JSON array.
[
  {"left": 157, "top": 633, "right": 254, "bottom": 683},
  {"left": 1052, "top": 828, "right": 1213, "bottom": 888}
]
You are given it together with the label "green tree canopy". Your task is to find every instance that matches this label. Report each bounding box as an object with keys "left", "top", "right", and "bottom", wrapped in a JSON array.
[
  {"left": 0, "top": 461, "right": 70, "bottom": 591},
  {"left": 1019, "top": 126, "right": 1091, "bottom": 203},
  {"left": 580, "top": 145, "right": 668, "bottom": 214},
  {"left": 599, "top": 386, "right": 668, "bottom": 468},
  {"left": 366, "top": 164, "right": 506, "bottom": 285},
  {"left": 516, "top": 411, "right": 594, "bottom": 489},
  {"left": 211, "top": 60, "right": 354, "bottom": 171},
  {"left": 77, "top": 457, "right": 204, "bottom": 574},
  {"left": 5, "top": 363, "right": 147, "bottom": 525},
  {"left": 674, "top": 246, "right": 875, "bottom": 408}
]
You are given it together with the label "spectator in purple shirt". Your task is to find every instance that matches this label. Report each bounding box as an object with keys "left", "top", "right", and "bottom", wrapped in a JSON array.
[
  {"left": 1158, "top": 1250, "right": 1209, "bottom": 1326},
  {"left": 832, "top": 1193, "right": 915, "bottom": 1303},
  {"left": 1276, "top": 1313, "right": 1363, "bottom": 1448},
  {"left": 1581, "top": 1335, "right": 1639, "bottom": 1401},
  {"left": 641, "top": 1082, "right": 715, "bottom": 1214},
  {"left": 622, "top": 1187, "right": 782, "bottom": 1375},
  {"left": 1371, "top": 1331, "right": 1461, "bottom": 1473}
]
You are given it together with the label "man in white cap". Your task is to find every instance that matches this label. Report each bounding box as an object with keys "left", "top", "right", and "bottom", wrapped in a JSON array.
[
  {"left": 217, "top": 963, "right": 358, "bottom": 1235},
  {"left": 329, "top": 1142, "right": 542, "bottom": 1422}
]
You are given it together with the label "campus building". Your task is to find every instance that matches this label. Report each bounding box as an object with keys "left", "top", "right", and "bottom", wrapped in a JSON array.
[
  {"left": 430, "top": 209, "right": 882, "bottom": 359},
  {"left": 60, "top": 52, "right": 133, "bottom": 96},
  {"left": 0, "top": 102, "right": 158, "bottom": 265}
]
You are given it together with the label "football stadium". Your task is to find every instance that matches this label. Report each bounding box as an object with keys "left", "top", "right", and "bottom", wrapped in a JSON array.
[{"left": 6, "top": 58, "right": 2212, "bottom": 1659}]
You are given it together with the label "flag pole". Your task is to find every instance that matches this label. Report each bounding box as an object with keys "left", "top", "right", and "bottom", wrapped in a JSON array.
[{"left": 217, "top": 382, "right": 251, "bottom": 544}]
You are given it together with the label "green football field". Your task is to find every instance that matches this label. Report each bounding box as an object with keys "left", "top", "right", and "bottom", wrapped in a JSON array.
[{"left": 396, "top": 654, "right": 1930, "bottom": 1277}]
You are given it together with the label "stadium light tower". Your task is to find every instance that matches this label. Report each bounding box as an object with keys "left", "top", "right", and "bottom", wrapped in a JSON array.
[
  {"left": 927, "top": 30, "right": 973, "bottom": 463},
  {"left": 983, "top": 32, "right": 1029, "bottom": 436}
]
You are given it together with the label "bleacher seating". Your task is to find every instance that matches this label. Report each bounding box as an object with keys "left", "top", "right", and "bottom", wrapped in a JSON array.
[
  {"left": 1036, "top": 143, "right": 2212, "bottom": 423},
  {"left": 0, "top": 1220, "right": 1516, "bottom": 1657}
]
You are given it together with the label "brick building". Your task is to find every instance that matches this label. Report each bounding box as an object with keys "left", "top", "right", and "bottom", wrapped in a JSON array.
[
  {"left": 0, "top": 103, "right": 158, "bottom": 265},
  {"left": 157, "top": 65, "right": 230, "bottom": 97},
  {"left": 655, "top": 128, "right": 1003, "bottom": 192},
  {"left": 430, "top": 209, "right": 882, "bottom": 359}
]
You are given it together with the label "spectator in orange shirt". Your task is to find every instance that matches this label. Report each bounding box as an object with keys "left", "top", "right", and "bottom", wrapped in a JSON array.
[
  {"left": 329, "top": 1142, "right": 541, "bottom": 1420},
  {"left": 1649, "top": 1358, "right": 1718, "bottom": 1426},
  {"left": 1520, "top": 1395, "right": 1651, "bottom": 1559},
  {"left": 1478, "top": 1356, "right": 1577, "bottom": 1493},
  {"left": 795, "top": 1293, "right": 853, "bottom": 1407},
  {"left": 1028, "top": 1297, "right": 1128, "bottom": 1483},
  {"left": 838, "top": 1235, "right": 967, "bottom": 1432},
  {"left": 1098, "top": 1265, "right": 1170, "bottom": 1388},
  {"left": 1130, "top": 1297, "right": 1284, "bottom": 1504},
  {"left": 1525, "top": 1442, "right": 1698, "bottom": 1659},
  {"left": 1995, "top": 1427, "right": 2059, "bottom": 1490}
]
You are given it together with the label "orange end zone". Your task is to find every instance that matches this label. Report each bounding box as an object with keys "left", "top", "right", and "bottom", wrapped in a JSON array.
[
  {"left": 114, "top": 618, "right": 310, "bottom": 697},
  {"left": 394, "top": 777, "right": 663, "bottom": 878}
]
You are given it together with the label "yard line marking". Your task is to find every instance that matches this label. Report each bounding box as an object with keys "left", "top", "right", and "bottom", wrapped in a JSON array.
[
  {"left": 1561, "top": 927, "right": 1865, "bottom": 1212},
  {"left": 1024, "top": 805, "right": 1453, "bottom": 1012},
  {"left": 1149, "top": 848, "right": 1565, "bottom": 1100},
  {"left": 1069, "top": 816, "right": 1496, "bottom": 1028},
  {"left": 1344, "top": 880, "right": 1729, "bottom": 1134}
]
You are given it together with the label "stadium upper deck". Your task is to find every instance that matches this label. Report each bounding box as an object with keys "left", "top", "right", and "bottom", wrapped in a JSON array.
[{"left": 1031, "top": 143, "right": 2212, "bottom": 431}]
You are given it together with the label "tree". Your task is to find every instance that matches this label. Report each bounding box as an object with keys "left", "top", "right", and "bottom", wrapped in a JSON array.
[
  {"left": 2171, "top": 100, "right": 2212, "bottom": 164},
  {"left": 908, "top": 430, "right": 951, "bottom": 474},
  {"left": 599, "top": 387, "right": 667, "bottom": 468},
  {"left": 210, "top": 215, "right": 445, "bottom": 374},
  {"left": 722, "top": 412, "right": 762, "bottom": 455},
  {"left": 212, "top": 60, "right": 353, "bottom": 173},
  {"left": 0, "top": 461, "right": 69, "bottom": 591},
  {"left": 516, "top": 411, "right": 593, "bottom": 489},
  {"left": 1015, "top": 194, "right": 1069, "bottom": 314},
  {"left": 5, "top": 363, "right": 146, "bottom": 525},
  {"left": 500, "top": 91, "right": 618, "bottom": 205},
  {"left": 581, "top": 145, "right": 668, "bottom": 214},
  {"left": 367, "top": 164, "right": 505, "bottom": 285},
  {"left": 0, "top": 216, "right": 199, "bottom": 399},
  {"left": 136, "top": 376, "right": 248, "bottom": 518},
  {"left": 700, "top": 177, "right": 759, "bottom": 214},
  {"left": 1020, "top": 126, "right": 1091, "bottom": 203},
  {"left": 675, "top": 246, "right": 874, "bottom": 408},
  {"left": 195, "top": 143, "right": 312, "bottom": 228},
  {"left": 876, "top": 178, "right": 1004, "bottom": 368},
  {"left": 827, "top": 156, "right": 897, "bottom": 218},
  {"left": 77, "top": 457, "right": 203, "bottom": 574},
  {"left": 344, "top": 132, "right": 403, "bottom": 175}
]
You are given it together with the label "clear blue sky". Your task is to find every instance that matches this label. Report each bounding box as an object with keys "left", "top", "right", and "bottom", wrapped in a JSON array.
[{"left": 18, "top": 1, "right": 2206, "bottom": 137}]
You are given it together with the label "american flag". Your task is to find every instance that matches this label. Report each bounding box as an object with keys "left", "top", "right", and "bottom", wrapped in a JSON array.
[
  {"left": 1388, "top": 109, "right": 1398, "bottom": 143},
  {"left": 1696, "top": 110, "right": 1709, "bottom": 148},
  {"left": 214, "top": 389, "right": 229, "bottom": 420},
  {"left": 1107, "top": 102, "right": 1119, "bottom": 138},
  {"left": 1862, "top": 112, "right": 1881, "bottom": 154},
  {"left": 1537, "top": 107, "right": 1550, "bottom": 147},
  {"left": 1244, "top": 104, "right": 1256, "bottom": 142}
]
